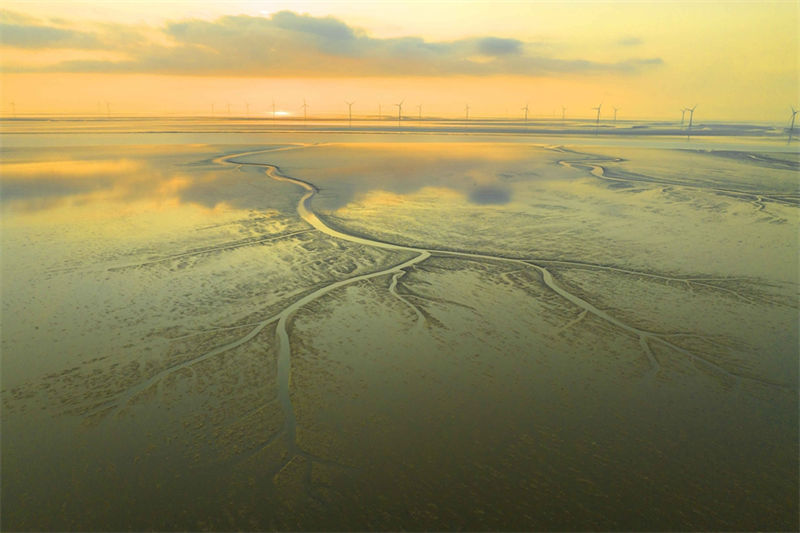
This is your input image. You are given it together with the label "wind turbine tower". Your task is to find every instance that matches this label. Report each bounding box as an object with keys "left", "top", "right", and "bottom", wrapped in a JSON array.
[
  {"left": 417, "top": 104, "right": 422, "bottom": 121},
  {"left": 687, "top": 105, "right": 697, "bottom": 129},
  {"left": 378, "top": 103, "right": 381, "bottom": 121},
  {"left": 593, "top": 103, "right": 602, "bottom": 127},
  {"left": 789, "top": 107, "right": 798, "bottom": 143},
  {"left": 561, "top": 105, "right": 566, "bottom": 121},
  {"left": 394, "top": 100, "right": 404, "bottom": 127},
  {"left": 465, "top": 104, "right": 470, "bottom": 121},
  {"left": 680, "top": 108, "right": 687, "bottom": 127},
  {"left": 301, "top": 98, "right": 309, "bottom": 122},
  {"left": 522, "top": 103, "right": 529, "bottom": 123},
  {"left": 346, "top": 101, "right": 354, "bottom": 127},
  {"left": 613, "top": 106, "right": 619, "bottom": 124},
  {"left": 10, "top": 101, "right": 16, "bottom": 118}
]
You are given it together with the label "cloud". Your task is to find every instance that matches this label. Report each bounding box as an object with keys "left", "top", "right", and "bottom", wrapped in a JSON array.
[
  {"left": 618, "top": 36, "right": 643, "bottom": 46},
  {"left": 1, "top": 10, "right": 663, "bottom": 77},
  {"left": 477, "top": 37, "right": 522, "bottom": 56},
  {"left": 270, "top": 11, "right": 359, "bottom": 42},
  {"left": 0, "top": 21, "right": 100, "bottom": 48},
  {"left": 0, "top": 10, "right": 148, "bottom": 51}
]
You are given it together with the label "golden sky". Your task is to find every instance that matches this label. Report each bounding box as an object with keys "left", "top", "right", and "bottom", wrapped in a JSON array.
[{"left": 1, "top": 1, "right": 797, "bottom": 121}]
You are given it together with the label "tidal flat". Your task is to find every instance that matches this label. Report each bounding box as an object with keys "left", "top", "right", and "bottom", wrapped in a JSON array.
[{"left": 1, "top": 122, "right": 798, "bottom": 530}]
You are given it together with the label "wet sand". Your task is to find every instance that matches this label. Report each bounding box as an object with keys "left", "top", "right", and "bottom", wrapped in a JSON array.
[{"left": 1, "top": 129, "right": 797, "bottom": 530}]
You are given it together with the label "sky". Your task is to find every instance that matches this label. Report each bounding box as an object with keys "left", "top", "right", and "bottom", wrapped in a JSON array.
[{"left": 0, "top": 1, "right": 797, "bottom": 121}]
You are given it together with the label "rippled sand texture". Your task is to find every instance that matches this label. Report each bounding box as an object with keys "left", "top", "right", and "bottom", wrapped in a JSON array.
[{"left": 2, "top": 138, "right": 798, "bottom": 530}]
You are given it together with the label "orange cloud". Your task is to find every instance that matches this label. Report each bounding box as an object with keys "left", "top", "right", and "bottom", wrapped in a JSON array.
[{"left": 1, "top": 10, "right": 663, "bottom": 77}]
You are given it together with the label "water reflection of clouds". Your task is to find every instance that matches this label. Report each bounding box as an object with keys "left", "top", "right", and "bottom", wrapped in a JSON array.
[
  {"left": 0, "top": 147, "right": 245, "bottom": 215},
  {"left": 1, "top": 159, "right": 145, "bottom": 206},
  {"left": 1, "top": 145, "right": 307, "bottom": 216},
  {"left": 469, "top": 186, "right": 511, "bottom": 205},
  {"left": 1, "top": 143, "right": 535, "bottom": 218},
  {"left": 1, "top": 156, "right": 187, "bottom": 213},
  {"left": 254, "top": 143, "right": 538, "bottom": 210}
]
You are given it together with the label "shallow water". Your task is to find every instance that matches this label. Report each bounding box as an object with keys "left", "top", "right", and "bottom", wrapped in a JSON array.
[{"left": 1, "top": 121, "right": 798, "bottom": 530}]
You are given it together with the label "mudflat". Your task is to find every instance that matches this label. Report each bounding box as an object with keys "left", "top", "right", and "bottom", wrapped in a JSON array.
[{"left": 2, "top": 125, "right": 797, "bottom": 530}]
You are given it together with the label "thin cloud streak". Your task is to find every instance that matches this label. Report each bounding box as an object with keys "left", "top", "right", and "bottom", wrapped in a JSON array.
[
  {"left": 1, "top": 10, "right": 664, "bottom": 77},
  {"left": 618, "top": 36, "right": 643, "bottom": 47}
]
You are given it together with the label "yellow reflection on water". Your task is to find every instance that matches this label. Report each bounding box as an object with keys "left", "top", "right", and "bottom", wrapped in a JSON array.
[{"left": 1, "top": 159, "right": 142, "bottom": 177}]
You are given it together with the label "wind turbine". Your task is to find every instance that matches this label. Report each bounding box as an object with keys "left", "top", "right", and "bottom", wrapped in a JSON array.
[
  {"left": 522, "top": 103, "right": 529, "bottom": 123},
  {"left": 10, "top": 101, "right": 16, "bottom": 118},
  {"left": 592, "top": 103, "right": 602, "bottom": 132},
  {"left": 613, "top": 106, "right": 619, "bottom": 124},
  {"left": 417, "top": 104, "right": 422, "bottom": 121},
  {"left": 378, "top": 103, "right": 381, "bottom": 121},
  {"left": 346, "top": 101, "right": 354, "bottom": 127},
  {"left": 301, "top": 98, "right": 309, "bottom": 122},
  {"left": 245, "top": 102, "right": 250, "bottom": 117},
  {"left": 687, "top": 105, "right": 697, "bottom": 129},
  {"left": 394, "top": 99, "right": 404, "bottom": 126},
  {"left": 789, "top": 107, "right": 798, "bottom": 143},
  {"left": 680, "top": 108, "right": 687, "bottom": 127},
  {"left": 561, "top": 105, "right": 566, "bottom": 121},
  {"left": 465, "top": 104, "right": 470, "bottom": 121}
]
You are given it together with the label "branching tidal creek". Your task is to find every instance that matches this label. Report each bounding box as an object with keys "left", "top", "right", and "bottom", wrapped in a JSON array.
[{"left": 97, "top": 145, "right": 791, "bottom": 483}]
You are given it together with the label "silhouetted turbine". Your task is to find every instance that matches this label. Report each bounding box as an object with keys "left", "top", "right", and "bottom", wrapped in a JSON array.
[
  {"left": 346, "top": 101, "right": 354, "bottom": 127},
  {"left": 522, "top": 103, "right": 529, "bottom": 123},
  {"left": 417, "top": 104, "right": 422, "bottom": 121},
  {"left": 301, "top": 99, "right": 309, "bottom": 122},
  {"left": 465, "top": 104, "right": 470, "bottom": 121},
  {"left": 561, "top": 106, "right": 566, "bottom": 121},
  {"left": 592, "top": 103, "right": 602, "bottom": 126},
  {"left": 613, "top": 106, "right": 619, "bottom": 124},
  {"left": 687, "top": 105, "right": 697, "bottom": 129},
  {"left": 789, "top": 107, "right": 798, "bottom": 143},
  {"left": 394, "top": 100, "right": 404, "bottom": 127}
]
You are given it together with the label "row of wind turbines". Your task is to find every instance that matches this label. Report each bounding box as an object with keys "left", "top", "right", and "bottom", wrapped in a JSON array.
[
  {"left": 235, "top": 97, "right": 628, "bottom": 125},
  {"left": 4, "top": 99, "right": 797, "bottom": 135},
  {"left": 310, "top": 100, "right": 799, "bottom": 142},
  {"left": 143, "top": 98, "right": 800, "bottom": 141}
]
